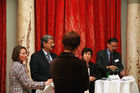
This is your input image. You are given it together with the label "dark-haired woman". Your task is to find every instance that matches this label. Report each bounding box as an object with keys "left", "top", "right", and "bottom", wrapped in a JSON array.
[
  {"left": 82, "top": 48, "right": 101, "bottom": 93},
  {"left": 9, "top": 46, "right": 52, "bottom": 93}
]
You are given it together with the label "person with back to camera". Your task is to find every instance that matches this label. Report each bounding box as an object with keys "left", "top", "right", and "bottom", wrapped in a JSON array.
[
  {"left": 50, "top": 31, "right": 89, "bottom": 93},
  {"left": 82, "top": 48, "right": 101, "bottom": 93},
  {"left": 9, "top": 46, "right": 52, "bottom": 93},
  {"left": 30, "top": 34, "right": 57, "bottom": 93},
  {"left": 96, "top": 38, "right": 126, "bottom": 78}
]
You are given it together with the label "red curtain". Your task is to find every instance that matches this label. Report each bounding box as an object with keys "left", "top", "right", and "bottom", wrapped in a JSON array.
[
  {"left": 0, "top": 0, "right": 6, "bottom": 93},
  {"left": 35, "top": 0, "right": 121, "bottom": 62}
]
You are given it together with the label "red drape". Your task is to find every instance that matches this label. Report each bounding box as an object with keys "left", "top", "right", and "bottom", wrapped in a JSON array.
[
  {"left": 0, "top": 0, "right": 6, "bottom": 93},
  {"left": 35, "top": 0, "right": 121, "bottom": 62}
]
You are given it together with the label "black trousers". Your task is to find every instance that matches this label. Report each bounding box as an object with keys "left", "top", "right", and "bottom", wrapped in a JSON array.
[
  {"left": 32, "top": 89, "right": 36, "bottom": 93},
  {"left": 89, "top": 81, "right": 95, "bottom": 93}
]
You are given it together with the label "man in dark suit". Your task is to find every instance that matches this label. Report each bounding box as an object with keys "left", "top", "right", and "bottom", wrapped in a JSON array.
[
  {"left": 50, "top": 31, "right": 89, "bottom": 93},
  {"left": 30, "top": 34, "right": 57, "bottom": 93},
  {"left": 96, "top": 38, "right": 124, "bottom": 78}
]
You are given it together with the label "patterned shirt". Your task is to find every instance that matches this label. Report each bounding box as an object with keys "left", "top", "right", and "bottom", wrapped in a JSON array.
[{"left": 9, "top": 61, "right": 45, "bottom": 93}]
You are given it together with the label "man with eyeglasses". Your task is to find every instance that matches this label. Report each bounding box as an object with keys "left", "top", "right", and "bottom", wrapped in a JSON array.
[
  {"left": 96, "top": 38, "right": 124, "bottom": 78},
  {"left": 30, "top": 34, "right": 57, "bottom": 93}
]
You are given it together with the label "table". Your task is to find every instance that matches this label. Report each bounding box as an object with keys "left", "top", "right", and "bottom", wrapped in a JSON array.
[{"left": 95, "top": 80, "right": 139, "bottom": 93}]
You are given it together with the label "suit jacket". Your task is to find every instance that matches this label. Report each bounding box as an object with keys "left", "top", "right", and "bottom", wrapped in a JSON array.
[
  {"left": 9, "top": 62, "right": 45, "bottom": 93},
  {"left": 50, "top": 52, "right": 89, "bottom": 93},
  {"left": 96, "top": 49, "right": 124, "bottom": 78},
  {"left": 30, "top": 49, "right": 57, "bottom": 81}
]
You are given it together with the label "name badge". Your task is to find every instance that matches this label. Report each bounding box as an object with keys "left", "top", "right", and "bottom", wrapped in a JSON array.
[{"left": 115, "top": 59, "right": 119, "bottom": 62}]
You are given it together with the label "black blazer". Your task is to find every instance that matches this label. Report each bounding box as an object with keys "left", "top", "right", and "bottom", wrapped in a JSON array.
[
  {"left": 50, "top": 52, "right": 89, "bottom": 93},
  {"left": 88, "top": 62, "right": 101, "bottom": 79},
  {"left": 30, "top": 49, "right": 57, "bottom": 81},
  {"left": 96, "top": 49, "right": 124, "bottom": 78},
  {"left": 88, "top": 62, "right": 101, "bottom": 93}
]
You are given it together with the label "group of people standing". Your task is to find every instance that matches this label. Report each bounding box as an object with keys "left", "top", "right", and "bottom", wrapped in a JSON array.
[{"left": 9, "top": 31, "right": 125, "bottom": 93}]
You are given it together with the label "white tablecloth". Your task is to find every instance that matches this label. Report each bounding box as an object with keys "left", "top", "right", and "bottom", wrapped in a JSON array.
[{"left": 95, "top": 80, "right": 139, "bottom": 93}]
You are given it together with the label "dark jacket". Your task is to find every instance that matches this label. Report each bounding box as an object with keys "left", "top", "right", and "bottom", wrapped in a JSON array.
[
  {"left": 50, "top": 52, "right": 89, "bottom": 93},
  {"left": 88, "top": 62, "right": 101, "bottom": 93},
  {"left": 30, "top": 49, "right": 57, "bottom": 81}
]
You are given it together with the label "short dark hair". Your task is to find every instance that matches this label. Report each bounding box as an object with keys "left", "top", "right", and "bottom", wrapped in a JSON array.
[
  {"left": 41, "top": 35, "right": 54, "bottom": 48},
  {"left": 62, "top": 31, "right": 81, "bottom": 51},
  {"left": 108, "top": 38, "right": 118, "bottom": 44},
  {"left": 12, "top": 46, "right": 27, "bottom": 61},
  {"left": 82, "top": 48, "right": 93, "bottom": 56}
]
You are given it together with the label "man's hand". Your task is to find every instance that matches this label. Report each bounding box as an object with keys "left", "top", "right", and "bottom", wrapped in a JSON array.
[
  {"left": 120, "top": 70, "right": 127, "bottom": 76},
  {"left": 107, "top": 65, "right": 118, "bottom": 71}
]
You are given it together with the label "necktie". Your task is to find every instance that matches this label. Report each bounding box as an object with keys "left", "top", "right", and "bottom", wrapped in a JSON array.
[
  {"left": 110, "top": 53, "right": 113, "bottom": 64},
  {"left": 46, "top": 53, "right": 51, "bottom": 63}
]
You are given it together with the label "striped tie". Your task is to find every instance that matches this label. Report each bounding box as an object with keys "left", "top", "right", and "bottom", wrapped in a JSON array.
[{"left": 46, "top": 53, "right": 51, "bottom": 63}]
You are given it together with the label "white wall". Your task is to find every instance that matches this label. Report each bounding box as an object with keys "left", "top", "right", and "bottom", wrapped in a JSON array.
[
  {"left": 6, "top": 0, "right": 17, "bottom": 92},
  {"left": 121, "top": 0, "right": 127, "bottom": 69}
]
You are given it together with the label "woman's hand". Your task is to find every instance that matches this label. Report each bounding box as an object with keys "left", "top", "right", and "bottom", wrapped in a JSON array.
[
  {"left": 45, "top": 79, "right": 53, "bottom": 85},
  {"left": 89, "top": 76, "right": 96, "bottom": 82}
]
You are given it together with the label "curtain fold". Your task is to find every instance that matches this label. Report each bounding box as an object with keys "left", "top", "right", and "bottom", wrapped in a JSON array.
[
  {"left": 35, "top": 0, "right": 121, "bottom": 62},
  {"left": 0, "top": 0, "right": 6, "bottom": 93}
]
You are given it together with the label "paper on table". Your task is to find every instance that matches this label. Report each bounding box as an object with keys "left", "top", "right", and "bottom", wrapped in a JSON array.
[
  {"left": 35, "top": 83, "right": 54, "bottom": 93},
  {"left": 121, "top": 76, "right": 135, "bottom": 81},
  {"left": 84, "top": 90, "right": 89, "bottom": 93},
  {"left": 107, "top": 75, "right": 120, "bottom": 81},
  {"left": 43, "top": 83, "right": 54, "bottom": 93}
]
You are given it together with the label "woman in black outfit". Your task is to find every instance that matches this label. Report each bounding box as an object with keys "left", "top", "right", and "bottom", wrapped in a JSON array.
[{"left": 82, "top": 48, "right": 101, "bottom": 93}]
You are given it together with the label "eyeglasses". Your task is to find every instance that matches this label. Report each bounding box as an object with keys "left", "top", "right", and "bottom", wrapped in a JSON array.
[
  {"left": 110, "top": 45, "right": 118, "bottom": 48},
  {"left": 47, "top": 42, "right": 55, "bottom": 45}
]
